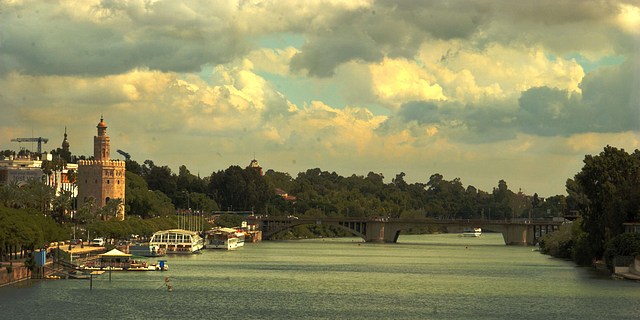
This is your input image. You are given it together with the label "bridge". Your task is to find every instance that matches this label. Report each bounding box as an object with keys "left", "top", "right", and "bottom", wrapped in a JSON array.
[{"left": 251, "top": 217, "right": 563, "bottom": 246}]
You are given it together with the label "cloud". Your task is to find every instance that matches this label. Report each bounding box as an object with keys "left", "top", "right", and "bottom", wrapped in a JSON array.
[
  {"left": 0, "top": 0, "right": 638, "bottom": 197},
  {"left": 369, "top": 58, "right": 445, "bottom": 107},
  {"left": 518, "top": 57, "right": 640, "bottom": 135},
  {"left": 375, "top": 52, "right": 636, "bottom": 144},
  {"left": 0, "top": 0, "right": 248, "bottom": 76}
]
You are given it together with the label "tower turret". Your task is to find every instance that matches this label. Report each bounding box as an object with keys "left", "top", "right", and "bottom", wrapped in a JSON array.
[{"left": 94, "top": 116, "right": 110, "bottom": 161}]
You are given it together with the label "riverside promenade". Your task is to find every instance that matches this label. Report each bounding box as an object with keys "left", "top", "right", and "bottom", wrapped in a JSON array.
[{"left": 0, "top": 243, "right": 105, "bottom": 287}]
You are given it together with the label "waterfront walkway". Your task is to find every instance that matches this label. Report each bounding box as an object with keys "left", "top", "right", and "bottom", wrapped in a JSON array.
[{"left": 0, "top": 243, "right": 106, "bottom": 287}]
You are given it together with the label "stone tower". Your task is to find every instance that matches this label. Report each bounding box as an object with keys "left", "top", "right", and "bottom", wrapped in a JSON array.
[{"left": 77, "top": 116, "right": 126, "bottom": 220}]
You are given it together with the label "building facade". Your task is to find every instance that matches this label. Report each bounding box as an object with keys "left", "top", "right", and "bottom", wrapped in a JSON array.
[
  {"left": 0, "top": 155, "right": 45, "bottom": 186},
  {"left": 77, "top": 116, "right": 126, "bottom": 220}
]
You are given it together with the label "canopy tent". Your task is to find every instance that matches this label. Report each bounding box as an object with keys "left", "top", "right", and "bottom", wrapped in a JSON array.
[{"left": 100, "top": 248, "right": 132, "bottom": 258}]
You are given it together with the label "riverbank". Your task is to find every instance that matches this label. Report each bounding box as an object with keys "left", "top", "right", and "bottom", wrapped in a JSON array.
[{"left": 0, "top": 261, "right": 29, "bottom": 288}]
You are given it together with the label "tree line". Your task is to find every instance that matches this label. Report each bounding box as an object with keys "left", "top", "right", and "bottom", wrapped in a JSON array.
[{"left": 123, "top": 159, "right": 567, "bottom": 221}]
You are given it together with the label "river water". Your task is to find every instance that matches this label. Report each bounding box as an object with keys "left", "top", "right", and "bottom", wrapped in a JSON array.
[{"left": 1, "top": 233, "right": 638, "bottom": 319}]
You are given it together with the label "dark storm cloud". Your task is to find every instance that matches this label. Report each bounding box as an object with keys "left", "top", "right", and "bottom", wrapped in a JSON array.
[
  {"left": 287, "top": 0, "right": 631, "bottom": 78},
  {"left": 0, "top": 1, "right": 248, "bottom": 76},
  {"left": 290, "top": 1, "right": 490, "bottom": 77},
  {"left": 290, "top": 29, "right": 384, "bottom": 77},
  {"left": 518, "top": 58, "right": 640, "bottom": 135}
]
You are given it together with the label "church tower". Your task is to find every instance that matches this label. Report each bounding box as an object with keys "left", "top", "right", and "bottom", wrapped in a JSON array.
[
  {"left": 77, "top": 116, "right": 126, "bottom": 220},
  {"left": 60, "top": 126, "right": 71, "bottom": 163}
]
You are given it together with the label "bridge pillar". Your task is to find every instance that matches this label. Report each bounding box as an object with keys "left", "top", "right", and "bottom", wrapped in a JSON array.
[
  {"left": 363, "top": 221, "right": 386, "bottom": 243},
  {"left": 501, "top": 224, "right": 535, "bottom": 245}
]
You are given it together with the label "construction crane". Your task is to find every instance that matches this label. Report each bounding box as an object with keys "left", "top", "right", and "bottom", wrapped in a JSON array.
[
  {"left": 116, "top": 149, "right": 131, "bottom": 161},
  {"left": 11, "top": 137, "right": 49, "bottom": 154}
]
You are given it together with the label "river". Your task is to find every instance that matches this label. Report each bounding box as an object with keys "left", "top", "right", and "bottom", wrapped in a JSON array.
[{"left": 0, "top": 233, "right": 638, "bottom": 319}]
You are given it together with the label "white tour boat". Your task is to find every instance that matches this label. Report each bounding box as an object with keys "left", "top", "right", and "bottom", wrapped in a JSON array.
[
  {"left": 204, "top": 227, "right": 245, "bottom": 250},
  {"left": 149, "top": 229, "right": 204, "bottom": 254}
]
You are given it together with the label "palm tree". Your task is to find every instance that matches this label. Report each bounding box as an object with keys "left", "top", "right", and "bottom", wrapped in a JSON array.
[
  {"left": 75, "top": 197, "right": 97, "bottom": 225},
  {"left": 0, "top": 180, "right": 22, "bottom": 208},
  {"left": 101, "top": 198, "right": 123, "bottom": 221},
  {"left": 23, "top": 180, "right": 55, "bottom": 215},
  {"left": 41, "top": 157, "right": 65, "bottom": 192},
  {"left": 66, "top": 169, "right": 77, "bottom": 216},
  {"left": 51, "top": 190, "right": 73, "bottom": 223}
]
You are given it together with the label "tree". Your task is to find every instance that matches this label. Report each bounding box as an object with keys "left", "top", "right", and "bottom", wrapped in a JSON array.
[
  {"left": 75, "top": 196, "right": 97, "bottom": 225},
  {"left": 41, "top": 157, "right": 65, "bottom": 190},
  {"left": 209, "top": 166, "right": 270, "bottom": 213},
  {"left": 571, "top": 145, "right": 640, "bottom": 258},
  {"left": 142, "top": 160, "right": 177, "bottom": 200},
  {"left": 21, "top": 180, "right": 55, "bottom": 214},
  {"left": 51, "top": 190, "right": 73, "bottom": 223},
  {"left": 125, "top": 172, "right": 175, "bottom": 218},
  {"left": 100, "top": 198, "right": 123, "bottom": 220}
]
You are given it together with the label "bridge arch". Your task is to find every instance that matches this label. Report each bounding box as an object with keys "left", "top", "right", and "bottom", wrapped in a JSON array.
[{"left": 262, "top": 219, "right": 367, "bottom": 241}]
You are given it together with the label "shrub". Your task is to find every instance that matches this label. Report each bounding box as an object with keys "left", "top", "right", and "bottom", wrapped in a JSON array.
[
  {"left": 603, "top": 233, "right": 640, "bottom": 271},
  {"left": 539, "top": 223, "right": 573, "bottom": 259}
]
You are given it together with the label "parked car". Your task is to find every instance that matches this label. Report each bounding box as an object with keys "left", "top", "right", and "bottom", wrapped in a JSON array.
[{"left": 92, "top": 238, "right": 105, "bottom": 246}]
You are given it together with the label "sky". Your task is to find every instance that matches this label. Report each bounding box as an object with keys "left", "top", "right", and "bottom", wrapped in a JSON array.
[{"left": 0, "top": 0, "right": 639, "bottom": 196}]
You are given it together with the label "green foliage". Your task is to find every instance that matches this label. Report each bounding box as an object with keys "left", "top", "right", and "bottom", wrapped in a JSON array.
[
  {"left": 86, "top": 215, "right": 179, "bottom": 239},
  {"left": 214, "top": 214, "right": 244, "bottom": 228},
  {"left": 269, "top": 224, "right": 352, "bottom": 240},
  {"left": 572, "top": 232, "right": 594, "bottom": 266},
  {"left": 24, "top": 253, "right": 36, "bottom": 272},
  {"left": 209, "top": 166, "right": 270, "bottom": 212},
  {"left": 569, "top": 145, "right": 640, "bottom": 258},
  {"left": 539, "top": 223, "right": 574, "bottom": 259},
  {"left": 0, "top": 179, "right": 55, "bottom": 215},
  {"left": 125, "top": 171, "right": 175, "bottom": 218},
  {"left": 538, "top": 217, "right": 594, "bottom": 265},
  {"left": 603, "top": 233, "right": 640, "bottom": 270},
  {"left": 0, "top": 204, "right": 68, "bottom": 261},
  {"left": 142, "top": 160, "right": 177, "bottom": 200}
]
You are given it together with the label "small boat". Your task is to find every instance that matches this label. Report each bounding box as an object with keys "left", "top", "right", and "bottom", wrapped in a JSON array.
[
  {"left": 129, "top": 244, "right": 166, "bottom": 257},
  {"left": 463, "top": 227, "right": 482, "bottom": 237},
  {"left": 149, "top": 229, "right": 204, "bottom": 254}
]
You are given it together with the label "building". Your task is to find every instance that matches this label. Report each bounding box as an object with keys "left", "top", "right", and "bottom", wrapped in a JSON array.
[
  {"left": 0, "top": 155, "right": 45, "bottom": 186},
  {"left": 274, "top": 188, "right": 297, "bottom": 201},
  {"left": 247, "top": 158, "right": 263, "bottom": 175},
  {"left": 624, "top": 222, "right": 640, "bottom": 234},
  {"left": 77, "top": 116, "right": 126, "bottom": 220}
]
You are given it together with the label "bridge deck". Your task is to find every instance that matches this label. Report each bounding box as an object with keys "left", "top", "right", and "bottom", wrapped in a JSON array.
[{"left": 253, "top": 217, "right": 563, "bottom": 246}]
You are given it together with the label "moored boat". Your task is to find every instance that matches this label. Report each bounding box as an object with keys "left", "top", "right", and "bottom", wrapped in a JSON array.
[
  {"left": 463, "top": 227, "right": 482, "bottom": 237},
  {"left": 204, "top": 227, "right": 245, "bottom": 250},
  {"left": 149, "top": 229, "right": 204, "bottom": 254},
  {"left": 128, "top": 244, "right": 166, "bottom": 257},
  {"left": 78, "top": 248, "right": 168, "bottom": 271}
]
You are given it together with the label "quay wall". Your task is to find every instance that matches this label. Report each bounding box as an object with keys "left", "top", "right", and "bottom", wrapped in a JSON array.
[{"left": 0, "top": 264, "right": 30, "bottom": 288}]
